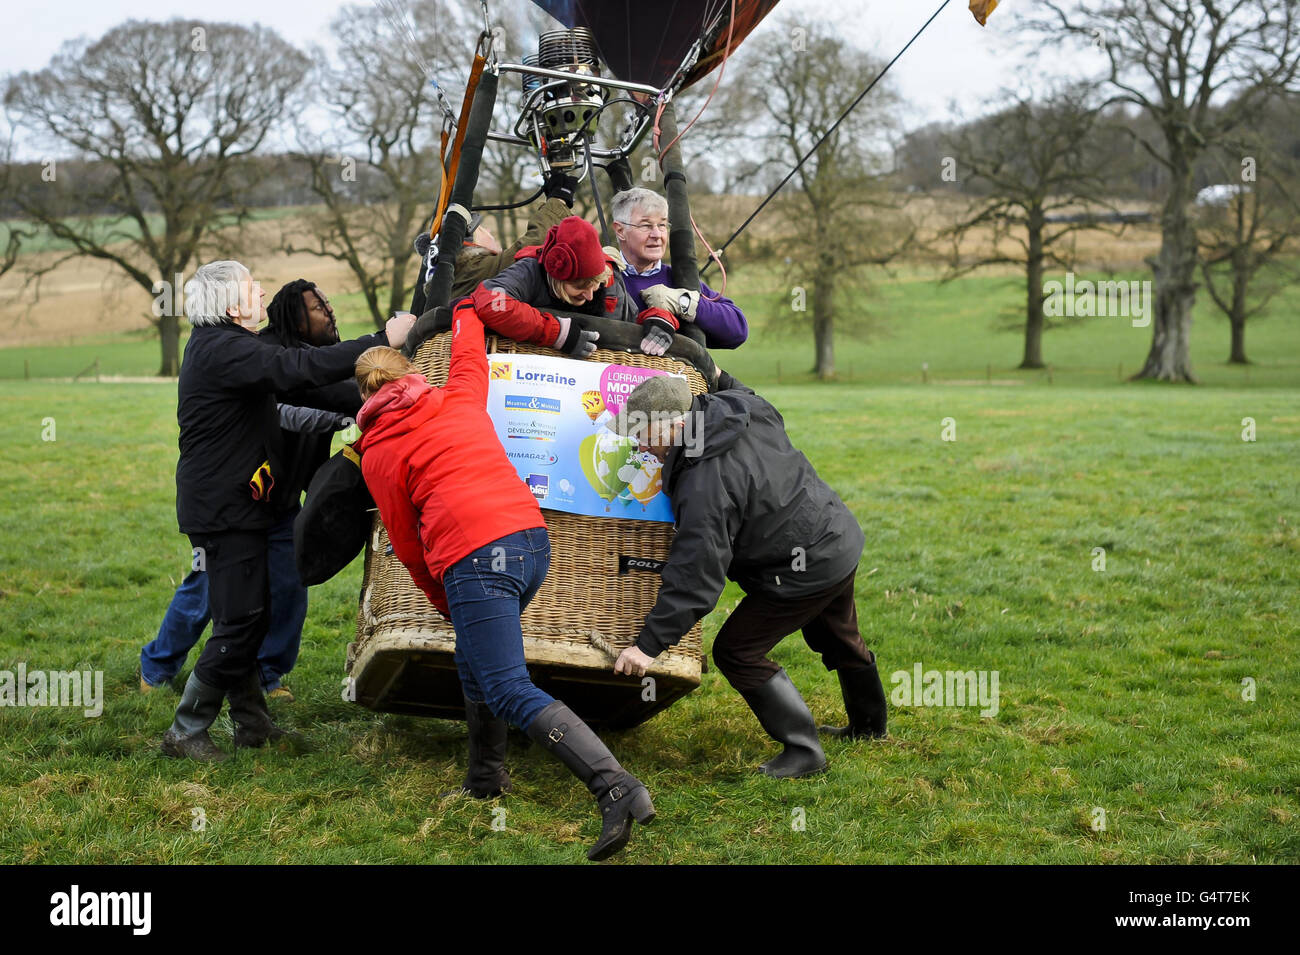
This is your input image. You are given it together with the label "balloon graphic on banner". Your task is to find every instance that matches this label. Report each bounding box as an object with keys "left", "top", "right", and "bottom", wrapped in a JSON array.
[
  {"left": 579, "top": 432, "right": 636, "bottom": 502},
  {"left": 580, "top": 389, "right": 606, "bottom": 422}
]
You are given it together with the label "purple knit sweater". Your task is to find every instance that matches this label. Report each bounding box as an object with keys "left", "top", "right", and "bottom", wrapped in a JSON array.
[{"left": 621, "top": 263, "right": 749, "bottom": 349}]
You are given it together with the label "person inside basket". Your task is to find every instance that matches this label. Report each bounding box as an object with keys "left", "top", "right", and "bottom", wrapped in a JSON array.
[
  {"left": 466, "top": 214, "right": 684, "bottom": 357},
  {"left": 411, "top": 170, "right": 580, "bottom": 315},
  {"left": 611, "top": 186, "right": 749, "bottom": 350},
  {"left": 351, "top": 321, "right": 655, "bottom": 862},
  {"left": 161, "top": 261, "right": 415, "bottom": 763},
  {"left": 607, "top": 372, "right": 887, "bottom": 779},
  {"left": 448, "top": 172, "right": 579, "bottom": 301}
]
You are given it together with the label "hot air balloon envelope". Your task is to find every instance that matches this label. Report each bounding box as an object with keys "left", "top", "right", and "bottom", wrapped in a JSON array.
[{"left": 528, "top": 0, "right": 781, "bottom": 91}]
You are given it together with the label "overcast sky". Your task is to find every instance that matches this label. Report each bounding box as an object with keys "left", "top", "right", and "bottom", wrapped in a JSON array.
[{"left": 2, "top": 0, "right": 1053, "bottom": 128}]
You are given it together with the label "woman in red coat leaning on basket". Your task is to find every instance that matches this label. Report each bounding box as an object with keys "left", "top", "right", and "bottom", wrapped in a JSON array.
[{"left": 352, "top": 288, "right": 653, "bottom": 862}]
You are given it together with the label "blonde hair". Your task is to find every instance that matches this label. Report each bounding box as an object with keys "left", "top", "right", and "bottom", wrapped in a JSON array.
[
  {"left": 549, "top": 265, "right": 612, "bottom": 306},
  {"left": 355, "top": 346, "right": 420, "bottom": 398}
]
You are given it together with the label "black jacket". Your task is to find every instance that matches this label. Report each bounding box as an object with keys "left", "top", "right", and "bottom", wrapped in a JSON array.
[
  {"left": 635, "top": 372, "right": 866, "bottom": 656},
  {"left": 266, "top": 336, "right": 365, "bottom": 520},
  {"left": 479, "top": 255, "right": 638, "bottom": 323},
  {"left": 175, "top": 322, "right": 384, "bottom": 535}
]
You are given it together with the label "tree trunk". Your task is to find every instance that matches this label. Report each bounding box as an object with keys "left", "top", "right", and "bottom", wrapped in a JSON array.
[
  {"left": 811, "top": 259, "right": 836, "bottom": 380},
  {"left": 1021, "top": 211, "right": 1046, "bottom": 369},
  {"left": 158, "top": 313, "right": 180, "bottom": 377},
  {"left": 1134, "top": 163, "right": 1198, "bottom": 383},
  {"left": 1228, "top": 266, "right": 1249, "bottom": 364}
]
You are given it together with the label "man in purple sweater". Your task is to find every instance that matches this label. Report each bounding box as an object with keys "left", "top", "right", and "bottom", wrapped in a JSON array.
[{"left": 611, "top": 187, "right": 749, "bottom": 351}]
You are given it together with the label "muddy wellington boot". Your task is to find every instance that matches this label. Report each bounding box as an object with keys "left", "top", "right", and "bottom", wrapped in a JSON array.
[
  {"left": 160, "top": 672, "right": 229, "bottom": 763},
  {"left": 738, "top": 668, "right": 828, "bottom": 779},
  {"left": 819, "top": 652, "right": 888, "bottom": 740},
  {"left": 525, "top": 701, "right": 655, "bottom": 861}
]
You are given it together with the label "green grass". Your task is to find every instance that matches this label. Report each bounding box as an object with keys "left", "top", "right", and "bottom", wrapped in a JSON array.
[
  {"left": 720, "top": 265, "right": 1300, "bottom": 389},
  {"left": 1, "top": 363, "right": 1296, "bottom": 862}
]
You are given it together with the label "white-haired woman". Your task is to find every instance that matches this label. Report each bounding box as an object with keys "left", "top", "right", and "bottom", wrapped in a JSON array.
[{"left": 162, "top": 259, "right": 414, "bottom": 763}]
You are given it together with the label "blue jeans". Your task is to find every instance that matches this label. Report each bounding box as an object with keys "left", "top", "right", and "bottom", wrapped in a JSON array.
[
  {"left": 140, "top": 509, "right": 308, "bottom": 691},
  {"left": 441, "top": 527, "right": 555, "bottom": 730}
]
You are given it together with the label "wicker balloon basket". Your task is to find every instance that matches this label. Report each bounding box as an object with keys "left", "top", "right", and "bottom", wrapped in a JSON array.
[{"left": 346, "top": 332, "right": 708, "bottom": 729}]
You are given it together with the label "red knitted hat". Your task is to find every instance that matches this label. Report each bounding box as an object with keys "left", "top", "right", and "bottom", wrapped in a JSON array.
[{"left": 540, "top": 216, "right": 606, "bottom": 281}]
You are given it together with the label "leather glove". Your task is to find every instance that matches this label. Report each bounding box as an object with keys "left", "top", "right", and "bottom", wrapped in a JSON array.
[
  {"left": 637, "top": 306, "right": 678, "bottom": 356},
  {"left": 552, "top": 316, "right": 600, "bottom": 358},
  {"left": 543, "top": 170, "right": 580, "bottom": 207},
  {"left": 641, "top": 285, "right": 699, "bottom": 322}
]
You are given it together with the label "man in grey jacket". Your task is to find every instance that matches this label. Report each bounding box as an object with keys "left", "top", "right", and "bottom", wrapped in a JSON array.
[{"left": 610, "top": 372, "right": 887, "bottom": 777}]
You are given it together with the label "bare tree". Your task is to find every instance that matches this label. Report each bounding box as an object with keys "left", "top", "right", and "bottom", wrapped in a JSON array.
[
  {"left": 940, "top": 86, "right": 1123, "bottom": 369},
  {"left": 285, "top": 1, "right": 472, "bottom": 328},
  {"left": 1196, "top": 138, "right": 1300, "bottom": 363},
  {"left": 1033, "top": 1, "right": 1300, "bottom": 382},
  {"left": 716, "top": 17, "right": 913, "bottom": 379},
  {"left": 4, "top": 19, "right": 309, "bottom": 374}
]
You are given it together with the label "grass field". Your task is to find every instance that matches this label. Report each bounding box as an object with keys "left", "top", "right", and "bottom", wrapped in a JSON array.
[
  {"left": 3, "top": 264, "right": 1298, "bottom": 389},
  {"left": 0, "top": 272, "right": 1296, "bottom": 864}
]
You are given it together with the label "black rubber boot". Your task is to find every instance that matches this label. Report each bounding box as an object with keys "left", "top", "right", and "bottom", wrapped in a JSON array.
[
  {"left": 161, "top": 672, "right": 229, "bottom": 763},
  {"left": 525, "top": 701, "right": 655, "bottom": 861},
  {"left": 819, "top": 653, "right": 888, "bottom": 740},
  {"left": 459, "top": 697, "right": 511, "bottom": 798},
  {"left": 738, "top": 668, "right": 828, "bottom": 778},
  {"left": 225, "top": 670, "right": 298, "bottom": 749}
]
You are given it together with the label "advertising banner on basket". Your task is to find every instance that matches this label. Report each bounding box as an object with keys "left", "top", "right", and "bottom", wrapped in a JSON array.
[{"left": 487, "top": 353, "right": 683, "bottom": 523}]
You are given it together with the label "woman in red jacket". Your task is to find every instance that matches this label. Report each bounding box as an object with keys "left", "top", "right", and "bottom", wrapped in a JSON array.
[{"left": 353, "top": 303, "right": 653, "bottom": 862}]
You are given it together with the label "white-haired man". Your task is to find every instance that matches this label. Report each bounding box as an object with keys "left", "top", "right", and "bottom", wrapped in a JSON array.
[
  {"left": 162, "top": 260, "right": 415, "bottom": 762},
  {"left": 611, "top": 187, "right": 749, "bottom": 351}
]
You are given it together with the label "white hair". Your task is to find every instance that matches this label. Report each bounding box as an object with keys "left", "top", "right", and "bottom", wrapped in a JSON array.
[
  {"left": 611, "top": 187, "right": 668, "bottom": 224},
  {"left": 183, "top": 260, "right": 250, "bottom": 327}
]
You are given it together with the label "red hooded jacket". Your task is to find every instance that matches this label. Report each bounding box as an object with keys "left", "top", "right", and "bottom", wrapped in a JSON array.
[{"left": 355, "top": 306, "right": 548, "bottom": 618}]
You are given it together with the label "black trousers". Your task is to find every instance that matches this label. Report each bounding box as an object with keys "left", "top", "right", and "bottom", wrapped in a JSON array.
[
  {"left": 188, "top": 530, "right": 270, "bottom": 692},
  {"left": 711, "top": 568, "right": 874, "bottom": 693}
]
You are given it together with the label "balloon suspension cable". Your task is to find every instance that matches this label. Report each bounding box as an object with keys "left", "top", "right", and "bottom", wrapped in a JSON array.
[
  {"left": 372, "top": 0, "right": 458, "bottom": 126},
  {"left": 473, "top": 184, "right": 546, "bottom": 213},
  {"left": 702, "top": 0, "right": 953, "bottom": 277},
  {"left": 653, "top": 0, "right": 737, "bottom": 299},
  {"left": 425, "top": 27, "right": 495, "bottom": 246},
  {"left": 584, "top": 141, "right": 610, "bottom": 241}
]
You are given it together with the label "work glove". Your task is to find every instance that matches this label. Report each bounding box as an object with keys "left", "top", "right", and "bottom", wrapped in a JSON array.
[
  {"left": 641, "top": 284, "right": 699, "bottom": 322},
  {"left": 543, "top": 170, "right": 580, "bottom": 207},
  {"left": 637, "top": 306, "right": 678, "bottom": 356},
  {"left": 603, "top": 245, "right": 627, "bottom": 271},
  {"left": 552, "top": 315, "right": 601, "bottom": 358}
]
